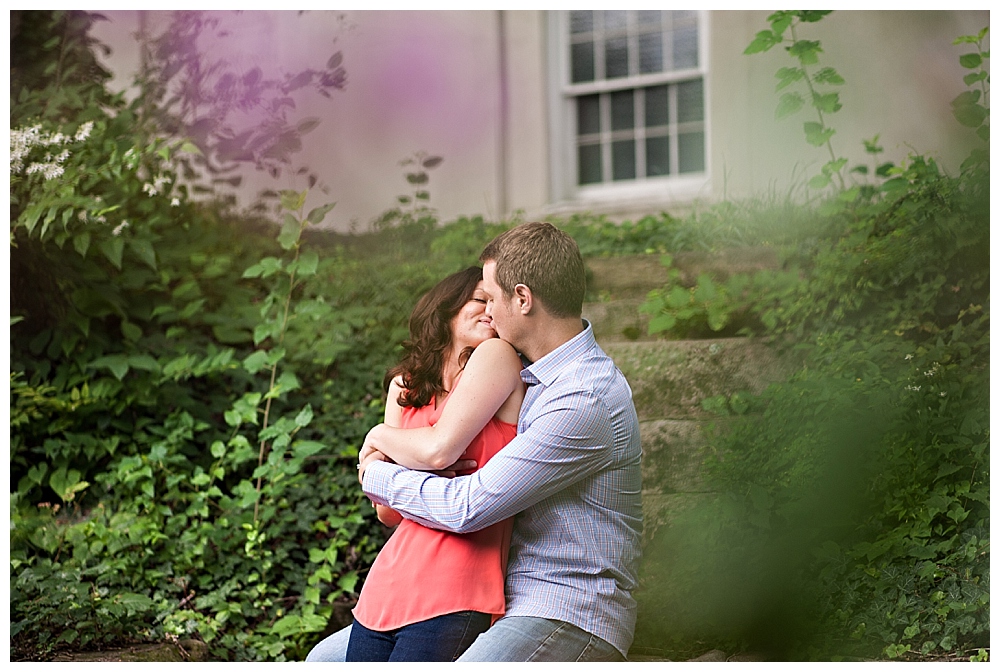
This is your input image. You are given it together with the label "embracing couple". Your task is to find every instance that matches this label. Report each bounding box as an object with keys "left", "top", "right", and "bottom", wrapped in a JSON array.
[{"left": 306, "top": 222, "right": 643, "bottom": 662}]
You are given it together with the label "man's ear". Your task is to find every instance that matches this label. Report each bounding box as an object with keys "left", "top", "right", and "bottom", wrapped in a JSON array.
[{"left": 513, "top": 284, "right": 533, "bottom": 315}]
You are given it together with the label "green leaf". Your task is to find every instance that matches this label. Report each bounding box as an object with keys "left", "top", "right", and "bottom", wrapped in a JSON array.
[
  {"left": 788, "top": 40, "right": 822, "bottom": 66},
  {"left": 244, "top": 257, "right": 283, "bottom": 279},
  {"left": 822, "top": 158, "right": 847, "bottom": 175},
  {"left": 838, "top": 186, "right": 860, "bottom": 202},
  {"left": 804, "top": 121, "right": 835, "bottom": 147},
  {"left": 73, "top": 231, "right": 91, "bottom": 257},
  {"left": 211, "top": 441, "right": 227, "bottom": 459},
  {"left": 776, "top": 92, "right": 804, "bottom": 119},
  {"left": 692, "top": 275, "right": 717, "bottom": 303},
  {"left": 745, "top": 30, "right": 782, "bottom": 54},
  {"left": 127, "top": 354, "right": 159, "bottom": 371},
  {"left": 774, "top": 66, "right": 805, "bottom": 91},
  {"left": 128, "top": 237, "right": 157, "bottom": 270},
  {"left": 338, "top": 570, "right": 359, "bottom": 594},
  {"left": 880, "top": 177, "right": 909, "bottom": 192},
  {"left": 964, "top": 71, "right": 988, "bottom": 86},
  {"left": 278, "top": 215, "right": 301, "bottom": 250},
  {"left": 959, "top": 52, "right": 982, "bottom": 69},
  {"left": 976, "top": 125, "right": 988, "bottom": 142},
  {"left": 297, "top": 249, "right": 319, "bottom": 276},
  {"left": 276, "top": 370, "right": 301, "bottom": 394},
  {"left": 90, "top": 354, "right": 130, "bottom": 380},
  {"left": 808, "top": 173, "right": 832, "bottom": 189},
  {"left": 280, "top": 189, "right": 307, "bottom": 212},
  {"left": 952, "top": 90, "right": 982, "bottom": 106},
  {"left": 767, "top": 11, "right": 794, "bottom": 36},
  {"left": 813, "top": 67, "right": 845, "bottom": 85},
  {"left": 306, "top": 202, "right": 336, "bottom": 225},
  {"left": 295, "top": 405, "right": 314, "bottom": 427},
  {"left": 863, "top": 135, "right": 883, "bottom": 154},
  {"left": 812, "top": 91, "right": 842, "bottom": 114},
  {"left": 99, "top": 237, "right": 125, "bottom": 269},
  {"left": 293, "top": 440, "right": 325, "bottom": 458},
  {"left": 114, "top": 592, "right": 154, "bottom": 616},
  {"left": 797, "top": 10, "right": 832, "bottom": 22},
  {"left": 666, "top": 285, "right": 691, "bottom": 309},
  {"left": 242, "top": 350, "right": 269, "bottom": 374},
  {"left": 952, "top": 103, "right": 987, "bottom": 128},
  {"left": 121, "top": 321, "right": 142, "bottom": 342},
  {"left": 254, "top": 322, "right": 277, "bottom": 345},
  {"left": 649, "top": 313, "right": 677, "bottom": 334}
]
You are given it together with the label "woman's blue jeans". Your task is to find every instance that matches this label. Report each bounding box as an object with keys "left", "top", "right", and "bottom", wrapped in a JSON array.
[
  {"left": 344, "top": 611, "right": 491, "bottom": 662},
  {"left": 308, "top": 616, "right": 625, "bottom": 662}
]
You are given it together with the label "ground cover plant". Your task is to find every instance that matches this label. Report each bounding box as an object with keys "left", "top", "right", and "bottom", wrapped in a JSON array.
[{"left": 10, "top": 9, "right": 988, "bottom": 663}]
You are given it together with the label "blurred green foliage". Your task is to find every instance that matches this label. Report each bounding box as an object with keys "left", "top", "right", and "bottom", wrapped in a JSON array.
[{"left": 633, "top": 20, "right": 989, "bottom": 662}]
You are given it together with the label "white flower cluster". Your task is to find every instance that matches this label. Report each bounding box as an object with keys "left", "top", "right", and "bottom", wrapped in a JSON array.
[
  {"left": 143, "top": 174, "right": 172, "bottom": 197},
  {"left": 10, "top": 121, "right": 93, "bottom": 179}
]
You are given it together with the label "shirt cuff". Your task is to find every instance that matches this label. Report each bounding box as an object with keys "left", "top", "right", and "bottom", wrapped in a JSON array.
[{"left": 362, "top": 459, "right": 405, "bottom": 506}]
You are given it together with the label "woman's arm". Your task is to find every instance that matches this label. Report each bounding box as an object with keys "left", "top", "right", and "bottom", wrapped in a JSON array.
[
  {"left": 372, "top": 374, "right": 406, "bottom": 527},
  {"left": 361, "top": 338, "right": 523, "bottom": 471}
]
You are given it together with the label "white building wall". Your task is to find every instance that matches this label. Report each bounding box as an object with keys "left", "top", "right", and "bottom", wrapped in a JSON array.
[{"left": 91, "top": 10, "right": 989, "bottom": 231}]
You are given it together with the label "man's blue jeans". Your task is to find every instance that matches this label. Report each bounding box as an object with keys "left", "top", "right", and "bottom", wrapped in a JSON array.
[{"left": 305, "top": 616, "right": 625, "bottom": 662}]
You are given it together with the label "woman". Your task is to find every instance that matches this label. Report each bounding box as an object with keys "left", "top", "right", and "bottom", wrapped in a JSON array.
[{"left": 344, "top": 266, "right": 525, "bottom": 662}]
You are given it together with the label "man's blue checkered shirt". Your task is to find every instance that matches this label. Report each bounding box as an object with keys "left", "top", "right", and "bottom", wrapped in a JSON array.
[{"left": 363, "top": 320, "right": 643, "bottom": 656}]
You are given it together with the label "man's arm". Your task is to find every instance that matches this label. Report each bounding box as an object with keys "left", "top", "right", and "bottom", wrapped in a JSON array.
[{"left": 363, "top": 389, "right": 615, "bottom": 533}]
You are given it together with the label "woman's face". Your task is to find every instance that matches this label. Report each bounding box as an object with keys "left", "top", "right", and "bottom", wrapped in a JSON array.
[{"left": 450, "top": 281, "right": 496, "bottom": 349}]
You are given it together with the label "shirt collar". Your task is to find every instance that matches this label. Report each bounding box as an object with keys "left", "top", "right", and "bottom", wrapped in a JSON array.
[{"left": 520, "top": 319, "right": 595, "bottom": 387}]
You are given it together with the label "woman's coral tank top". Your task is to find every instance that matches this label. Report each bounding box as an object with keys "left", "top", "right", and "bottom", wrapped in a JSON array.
[{"left": 351, "top": 396, "right": 516, "bottom": 631}]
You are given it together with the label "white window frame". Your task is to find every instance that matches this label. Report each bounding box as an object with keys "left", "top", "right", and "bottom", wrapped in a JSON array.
[{"left": 546, "top": 10, "right": 711, "bottom": 212}]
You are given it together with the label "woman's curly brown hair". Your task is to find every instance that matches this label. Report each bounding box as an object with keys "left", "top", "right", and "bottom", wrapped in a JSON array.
[{"left": 384, "top": 266, "right": 484, "bottom": 408}]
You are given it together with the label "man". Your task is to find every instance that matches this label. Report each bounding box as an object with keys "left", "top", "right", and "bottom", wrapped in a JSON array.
[{"left": 307, "top": 221, "right": 642, "bottom": 662}]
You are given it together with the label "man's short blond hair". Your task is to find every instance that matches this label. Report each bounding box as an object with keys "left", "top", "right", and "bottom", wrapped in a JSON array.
[{"left": 479, "top": 221, "right": 585, "bottom": 318}]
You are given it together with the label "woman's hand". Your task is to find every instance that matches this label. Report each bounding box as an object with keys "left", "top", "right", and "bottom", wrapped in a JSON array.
[{"left": 358, "top": 447, "right": 390, "bottom": 484}]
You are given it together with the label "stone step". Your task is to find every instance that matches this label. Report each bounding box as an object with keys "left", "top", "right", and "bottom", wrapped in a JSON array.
[
  {"left": 603, "top": 338, "right": 787, "bottom": 421},
  {"left": 585, "top": 247, "right": 780, "bottom": 300},
  {"left": 583, "top": 298, "right": 654, "bottom": 343},
  {"left": 639, "top": 419, "right": 711, "bottom": 494}
]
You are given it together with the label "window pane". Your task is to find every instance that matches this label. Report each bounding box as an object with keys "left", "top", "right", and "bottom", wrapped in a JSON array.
[
  {"left": 603, "top": 10, "right": 627, "bottom": 32},
  {"left": 645, "top": 85, "right": 669, "bottom": 128},
  {"left": 612, "top": 140, "right": 636, "bottom": 181},
  {"left": 677, "top": 79, "right": 704, "bottom": 123},
  {"left": 570, "top": 11, "right": 593, "bottom": 34},
  {"left": 605, "top": 37, "right": 628, "bottom": 79},
  {"left": 673, "top": 24, "right": 699, "bottom": 69},
  {"left": 672, "top": 10, "right": 697, "bottom": 21},
  {"left": 572, "top": 41, "right": 595, "bottom": 83},
  {"left": 646, "top": 136, "right": 670, "bottom": 176},
  {"left": 579, "top": 144, "right": 603, "bottom": 184},
  {"left": 577, "top": 94, "right": 601, "bottom": 136},
  {"left": 610, "top": 90, "right": 634, "bottom": 131},
  {"left": 638, "top": 33, "right": 663, "bottom": 74},
  {"left": 637, "top": 11, "right": 661, "bottom": 28},
  {"left": 678, "top": 131, "right": 705, "bottom": 173}
]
